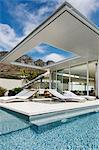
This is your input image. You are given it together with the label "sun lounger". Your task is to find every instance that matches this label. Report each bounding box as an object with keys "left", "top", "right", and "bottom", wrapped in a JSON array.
[
  {"left": 46, "top": 89, "right": 85, "bottom": 102},
  {"left": 63, "top": 91, "right": 86, "bottom": 102},
  {"left": 63, "top": 91, "right": 96, "bottom": 101},
  {"left": 15, "top": 89, "right": 29, "bottom": 96},
  {"left": 0, "top": 89, "right": 37, "bottom": 103},
  {"left": 80, "top": 95, "right": 96, "bottom": 101},
  {"left": 47, "top": 89, "right": 66, "bottom": 101},
  {"left": 0, "top": 89, "right": 29, "bottom": 101}
]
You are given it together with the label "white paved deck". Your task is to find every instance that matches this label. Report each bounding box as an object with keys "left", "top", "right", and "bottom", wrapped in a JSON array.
[{"left": 0, "top": 100, "right": 99, "bottom": 116}]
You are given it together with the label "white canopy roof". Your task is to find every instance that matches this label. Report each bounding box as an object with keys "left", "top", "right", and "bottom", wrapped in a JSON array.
[{"left": 0, "top": 2, "right": 99, "bottom": 71}]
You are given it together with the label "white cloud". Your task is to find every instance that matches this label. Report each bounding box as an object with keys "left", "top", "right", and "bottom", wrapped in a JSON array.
[
  {"left": 54, "top": 0, "right": 99, "bottom": 18},
  {"left": 35, "top": 0, "right": 99, "bottom": 18},
  {"left": 10, "top": 4, "right": 39, "bottom": 35},
  {"left": 0, "top": 23, "right": 24, "bottom": 51},
  {"left": 23, "top": 7, "right": 50, "bottom": 35},
  {"left": 0, "top": 2, "right": 55, "bottom": 51},
  {"left": 66, "top": 0, "right": 99, "bottom": 17},
  {"left": 8, "top": 3, "right": 53, "bottom": 36},
  {"left": 43, "top": 53, "right": 65, "bottom": 62},
  {"left": 34, "top": 45, "right": 45, "bottom": 53}
]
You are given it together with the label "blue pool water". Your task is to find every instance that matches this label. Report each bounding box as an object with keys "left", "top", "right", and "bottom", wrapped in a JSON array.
[
  {"left": 0, "top": 109, "right": 99, "bottom": 150},
  {"left": 0, "top": 109, "right": 29, "bottom": 135}
]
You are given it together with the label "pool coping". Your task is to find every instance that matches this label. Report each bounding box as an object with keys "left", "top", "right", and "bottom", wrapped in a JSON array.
[
  {"left": 0, "top": 100, "right": 99, "bottom": 113},
  {"left": 0, "top": 101, "right": 99, "bottom": 123}
]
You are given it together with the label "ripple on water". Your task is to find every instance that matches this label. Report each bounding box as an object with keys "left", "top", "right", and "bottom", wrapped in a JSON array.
[{"left": 0, "top": 112, "right": 99, "bottom": 150}]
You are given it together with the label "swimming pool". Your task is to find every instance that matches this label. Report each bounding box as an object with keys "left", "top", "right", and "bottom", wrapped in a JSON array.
[
  {"left": 0, "top": 108, "right": 29, "bottom": 136},
  {"left": 0, "top": 109, "right": 99, "bottom": 150}
]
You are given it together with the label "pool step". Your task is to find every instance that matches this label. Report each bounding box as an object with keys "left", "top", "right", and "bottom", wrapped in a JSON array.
[
  {"left": 30, "top": 105, "right": 99, "bottom": 127},
  {"left": 31, "top": 111, "right": 81, "bottom": 126}
]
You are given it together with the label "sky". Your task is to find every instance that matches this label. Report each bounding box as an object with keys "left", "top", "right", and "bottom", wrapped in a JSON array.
[
  {"left": 0, "top": 0, "right": 99, "bottom": 62},
  {"left": 25, "top": 43, "right": 76, "bottom": 62}
]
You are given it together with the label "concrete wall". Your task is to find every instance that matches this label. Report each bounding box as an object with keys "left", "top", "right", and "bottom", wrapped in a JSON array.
[{"left": 0, "top": 78, "right": 22, "bottom": 90}]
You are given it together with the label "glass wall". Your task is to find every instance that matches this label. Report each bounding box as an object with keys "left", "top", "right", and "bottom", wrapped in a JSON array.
[
  {"left": 51, "top": 69, "right": 70, "bottom": 93},
  {"left": 51, "top": 71, "right": 57, "bottom": 89},
  {"left": 88, "top": 61, "right": 96, "bottom": 96},
  {"left": 67, "top": 64, "right": 87, "bottom": 95},
  {"left": 57, "top": 70, "right": 63, "bottom": 93},
  {"left": 50, "top": 61, "right": 96, "bottom": 96},
  {"left": 62, "top": 69, "right": 70, "bottom": 92}
]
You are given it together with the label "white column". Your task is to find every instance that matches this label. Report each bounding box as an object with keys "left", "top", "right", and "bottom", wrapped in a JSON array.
[
  {"left": 87, "top": 62, "right": 89, "bottom": 96},
  {"left": 56, "top": 70, "right": 57, "bottom": 90},
  {"left": 69, "top": 67, "right": 71, "bottom": 91},
  {"left": 49, "top": 70, "right": 51, "bottom": 89},
  {"left": 71, "top": 79, "right": 72, "bottom": 91},
  {"left": 96, "top": 59, "right": 99, "bottom": 98},
  {"left": 62, "top": 70, "right": 63, "bottom": 92}
]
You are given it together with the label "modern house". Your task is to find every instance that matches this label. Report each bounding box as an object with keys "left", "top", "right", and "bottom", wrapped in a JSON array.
[
  {"left": 0, "top": 2, "right": 99, "bottom": 97},
  {"left": 0, "top": 2, "right": 99, "bottom": 149}
]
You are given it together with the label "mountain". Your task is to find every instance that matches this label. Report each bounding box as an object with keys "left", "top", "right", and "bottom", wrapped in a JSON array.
[
  {"left": 0, "top": 52, "right": 43, "bottom": 79},
  {"left": 46, "top": 60, "right": 55, "bottom": 66},
  {"left": 16, "top": 55, "right": 55, "bottom": 66},
  {"left": 34, "top": 59, "right": 45, "bottom": 67},
  {"left": 0, "top": 51, "right": 55, "bottom": 79},
  {"left": 0, "top": 63, "right": 21, "bottom": 79},
  {"left": 16, "top": 55, "right": 34, "bottom": 65},
  {"left": 0, "top": 51, "right": 8, "bottom": 60}
]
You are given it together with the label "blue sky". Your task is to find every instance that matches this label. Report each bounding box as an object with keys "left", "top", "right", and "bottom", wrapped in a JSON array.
[
  {"left": 0, "top": 0, "right": 99, "bottom": 62},
  {"left": 24, "top": 43, "right": 76, "bottom": 62}
]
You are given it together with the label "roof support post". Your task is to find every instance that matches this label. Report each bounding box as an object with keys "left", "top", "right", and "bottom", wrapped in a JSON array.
[
  {"left": 69, "top": 67, "right": 71, "bottom": 91},
  {"left": 56, "top": 70, "right": 57, "bottom": 90},
  {"left": 49, "top": 69, "right": 52, "bottom": 89},
  {"left": 96, "top": 59, "right": 99, "bottom": 98},
  {"left": 62, "top": 70, "right": 63, "bottom": 92},
  {"left": 87, "top": 61, "right": 89, "bottom": 96}
]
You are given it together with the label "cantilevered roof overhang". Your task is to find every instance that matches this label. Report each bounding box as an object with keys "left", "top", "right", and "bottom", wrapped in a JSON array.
[{"left": 0, "top": 2, "right": 99, "bottom": 71}]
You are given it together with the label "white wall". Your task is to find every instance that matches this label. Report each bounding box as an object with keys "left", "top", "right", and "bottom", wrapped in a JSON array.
[{"left": 0, "top": 78, "right": 22, "bottom": 90}]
